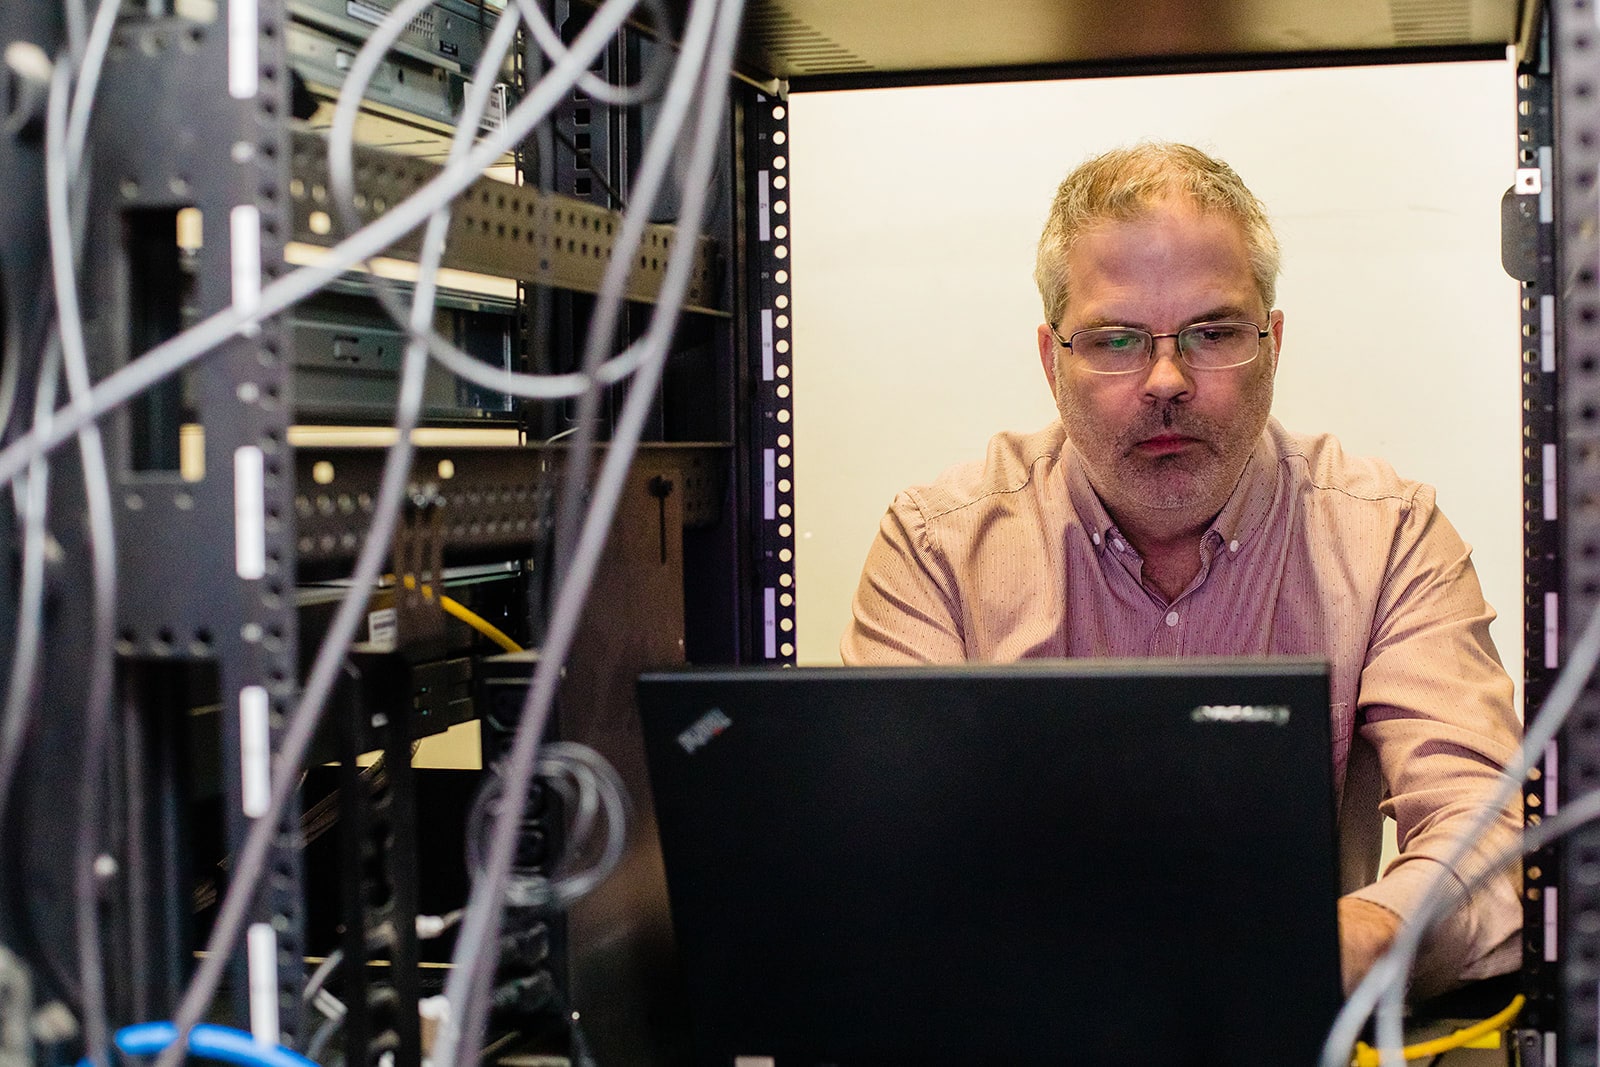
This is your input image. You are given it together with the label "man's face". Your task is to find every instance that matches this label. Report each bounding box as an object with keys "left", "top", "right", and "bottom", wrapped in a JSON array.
[{"left": 1035, "top": 197, "right": 1283, "bottom": 535}]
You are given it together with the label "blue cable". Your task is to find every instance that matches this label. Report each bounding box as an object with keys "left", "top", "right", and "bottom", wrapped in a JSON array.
[{"left": 76, "top": 1023, "right": 319, "bottom": 1067}]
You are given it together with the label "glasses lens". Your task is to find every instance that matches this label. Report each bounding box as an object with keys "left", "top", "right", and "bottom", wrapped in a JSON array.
[
  {"left": 1071, "top": 327, "right": 1150, "bottom": 372},
  {"left": 1178, "top": 322, "right": 1261, "bottom": 368}
]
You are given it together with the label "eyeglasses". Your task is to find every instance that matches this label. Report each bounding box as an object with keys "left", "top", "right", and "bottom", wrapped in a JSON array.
[{"left": 1049, "top": 320, "right": 1271, "bottom": 375}]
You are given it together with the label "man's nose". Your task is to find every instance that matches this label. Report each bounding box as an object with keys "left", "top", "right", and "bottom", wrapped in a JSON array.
[{"left": 1143, "top": 336, "right": 1193, "bottom": 400}]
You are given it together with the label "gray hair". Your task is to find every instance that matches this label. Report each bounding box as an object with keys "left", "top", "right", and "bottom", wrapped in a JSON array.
[{"left": 1034, "top": 143, "right": 1281, "bottom": 326}]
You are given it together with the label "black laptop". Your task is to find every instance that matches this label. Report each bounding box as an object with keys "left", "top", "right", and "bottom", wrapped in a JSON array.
[{"left": 636, "top": 659, "right": 1342, "bottom": 1067}]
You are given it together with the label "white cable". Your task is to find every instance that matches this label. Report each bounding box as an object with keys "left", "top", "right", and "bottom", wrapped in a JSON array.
[
  {"left": 64, "top": 0, "right": 121, "bottom": 175},
  {"left": 0, "top": 343, "right": 60, "bottom": 853},
  {"left": 323, "top": 0, "right": 654, "bottom": 403},
  {"left": 0, "top": 0, "right": 661, "bottom": 493},
  {"left": 44, "top": 49, "right": 120, "bottom": 1067},
  {"left": 1320, "top": 593, "right": 1600, "bottom": 1067},
  {"left": 552, "top": 0, "right": 723, "bottom": 584},
  {"left": 431, "top": 0, "right": 743, "bottom": 1060},
  {"left": 154, "top": 1, "right": 606, "bottom": 1058},
  {"left": 506, "top": 0, "right": 674, "bottom": 106}
]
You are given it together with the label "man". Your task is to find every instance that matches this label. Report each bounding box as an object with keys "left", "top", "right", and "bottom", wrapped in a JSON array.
[{"left": 841, "top": 143, "right": 1521, "bottom": 996}]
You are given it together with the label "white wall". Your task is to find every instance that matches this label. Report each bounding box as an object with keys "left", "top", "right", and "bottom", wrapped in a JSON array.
[{"left": 787, "top": 60, "right": 1525, "bottom": 710}]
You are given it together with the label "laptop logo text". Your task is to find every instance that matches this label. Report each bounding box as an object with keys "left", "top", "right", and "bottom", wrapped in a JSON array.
[
  {"left": 1190, "top": 704, "right": 1291, "bottom": 726},
  {"left": 678, "top": 708, "right": 733, "bottom": 754}
]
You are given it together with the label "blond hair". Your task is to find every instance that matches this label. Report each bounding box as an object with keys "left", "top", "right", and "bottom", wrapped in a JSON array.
[{"left": 1034, "top": 143, "right": 1280, "bottom": 326}]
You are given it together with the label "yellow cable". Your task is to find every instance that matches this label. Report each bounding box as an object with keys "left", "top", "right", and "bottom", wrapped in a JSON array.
[
  {"left": 390, "top": 574, "right": 524, "bottom": 654},
  {"left": 1351, "top": 994, "right": 1524, "bottom": 1067}
]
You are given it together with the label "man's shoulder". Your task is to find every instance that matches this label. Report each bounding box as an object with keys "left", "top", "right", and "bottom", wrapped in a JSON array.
[
  {"left": 1268, "top": 421, "right": 1430, "bottom": 510},
  {"left": 901, "top": 422, "right": 1069, "bottom": 521}
]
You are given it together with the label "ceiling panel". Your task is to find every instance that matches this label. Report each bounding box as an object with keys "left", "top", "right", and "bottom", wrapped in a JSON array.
[{"left": 730, "top": 0, "right": 1524, "bottom": 88}]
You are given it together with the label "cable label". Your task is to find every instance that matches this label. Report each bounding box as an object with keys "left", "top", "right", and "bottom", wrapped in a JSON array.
[{"left": 234, "top": 446, "right": 266, "bottom": 580}]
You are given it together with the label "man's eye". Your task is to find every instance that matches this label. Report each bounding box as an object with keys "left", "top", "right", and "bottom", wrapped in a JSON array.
[
  {"left": 1191, "top": 324, "right": 1242, "bottom": 345},
  {"left": 1101, "top": 333, "right": 1141, "bottom": 352}
]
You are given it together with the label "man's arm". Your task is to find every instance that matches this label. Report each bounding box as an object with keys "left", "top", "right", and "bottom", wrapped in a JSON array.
[
  {"left": 841, "top": 492, "right": 967, "bottom": 665},
  {"left": 1347, "top": 486, "right": 1523, "bottom": 996}
]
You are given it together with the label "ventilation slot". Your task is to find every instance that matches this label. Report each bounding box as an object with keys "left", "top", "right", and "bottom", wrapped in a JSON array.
[
  {"left": 1388, "top": 0, "right": 1471, "bottom": 44},
  {"left": 745, "top": 0, "right": 873, "bottom": 74}
]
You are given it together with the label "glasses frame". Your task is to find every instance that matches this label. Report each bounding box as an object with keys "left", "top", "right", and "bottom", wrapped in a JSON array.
[{"left": 1049, "top": 319, "right": 1272, "bottom": 376}]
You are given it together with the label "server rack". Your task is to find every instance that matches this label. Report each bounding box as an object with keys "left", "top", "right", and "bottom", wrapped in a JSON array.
[{"left": 0, "top": 0, "right": 1590, "bottom": 1065}]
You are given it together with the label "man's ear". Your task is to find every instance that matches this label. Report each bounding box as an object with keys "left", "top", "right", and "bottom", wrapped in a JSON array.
[
  {"left": 1037, "top": 323, "right": 1059, "bottom": 392},
  {"left": 1267, "top": 308, "right": 1284, "bottom": 375}
]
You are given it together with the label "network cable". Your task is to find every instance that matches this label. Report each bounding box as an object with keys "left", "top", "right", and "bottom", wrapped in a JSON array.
[
  {"left": 153, "top": 3, "right": 663, "bottom": 1062},
  {"left": 550, "top": 0, "right": 731, "bottom": 592},
  {"left": 0, "top": 0, "right": 659, "bottom": 494},
  {"left": 44, "top": 38, "right": 122, "bottom": 1065},
  {"left": 430, "top": 0, "right": 745, "bottom": 1059},
  {"left": 322, "top": 0, "right": 669, "bottom": 404}
]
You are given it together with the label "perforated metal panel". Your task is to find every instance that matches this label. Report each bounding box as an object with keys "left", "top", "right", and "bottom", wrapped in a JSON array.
[
  {"left": 1514, "top": 30, "right": 1561, "bottom": 1051},
  {"left": 744, "top": 92, "right": 797, "bottom": 664},
  {"left": 1554, "top": 0, "right": 1600, "bottom": 1058},
  {"left": 90, "top": 0, "right": 304, "bottom": 1035}
]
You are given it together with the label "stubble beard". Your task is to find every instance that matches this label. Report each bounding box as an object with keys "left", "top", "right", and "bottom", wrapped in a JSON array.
[{"left": 1055, "top": 369, "right": 1274, "bottom": 522}]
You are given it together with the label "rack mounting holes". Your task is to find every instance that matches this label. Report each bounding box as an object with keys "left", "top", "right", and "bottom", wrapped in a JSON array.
[
  {"left": 238, "top": 381, "right": 260, "bottom": 403},
  {"left": 232, "top": 141, "right": 255, "bottom": 163},
  {"left": 773, "top": 156, "right": 786, "bottom": 169},
  {"left": 775, "top": 270, "right": 788, "bottom": 284},
  {"left": 772, "top": 131, "right": 786, "bottom": 145},
  {"left": 773, "top": 105, "right": 786, "bottom": 119}
]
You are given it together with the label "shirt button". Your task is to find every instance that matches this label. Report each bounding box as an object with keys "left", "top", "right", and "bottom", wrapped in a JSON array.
[
  {"left": 1228, "top": 539, "right": 1240, "bottom": 553},
  {"left": 1092, "top": 532, "right": 1101, "bottom": 546},
  {"left": 1165, "top": 610, "right": 1179, "bottom": 627},
  {"left": 1113, "top": 538, "right": 1127, "bottom": 552}
]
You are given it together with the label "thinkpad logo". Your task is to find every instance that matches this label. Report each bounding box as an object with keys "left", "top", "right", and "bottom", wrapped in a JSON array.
[
  {"left": 1190, "top": 704, "right": 1291, "bottom": 726},
  {"left": 677, "top": 708, "right": 733, "bottom": 754}
]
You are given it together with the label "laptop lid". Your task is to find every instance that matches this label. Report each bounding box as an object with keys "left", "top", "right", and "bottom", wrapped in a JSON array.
[{"left": 637, "top": 659, "right": 1341, "bottom": 1067}]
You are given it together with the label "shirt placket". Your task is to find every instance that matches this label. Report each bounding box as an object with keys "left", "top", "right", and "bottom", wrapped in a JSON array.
[{"left": 1147, "top": 531, "right": 1227, "bottom": 656}]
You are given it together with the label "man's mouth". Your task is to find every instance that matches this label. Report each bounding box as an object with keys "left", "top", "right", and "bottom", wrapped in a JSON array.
[{"left": 1133, "top": 433, "right": 1199, "bottom": 456}]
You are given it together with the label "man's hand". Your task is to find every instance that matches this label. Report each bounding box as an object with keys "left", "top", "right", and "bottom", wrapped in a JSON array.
[{"left": 1339, "top": 896, "right": 1402, "bottom": 996}]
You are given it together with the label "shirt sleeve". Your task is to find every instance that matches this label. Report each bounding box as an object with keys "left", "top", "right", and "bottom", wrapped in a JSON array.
[
  {"left": 1347, "top": 485, "right": 1523, "bottom": 993},
  {"left": 840, "top": 491, "right": 968, "bottom": 665}
]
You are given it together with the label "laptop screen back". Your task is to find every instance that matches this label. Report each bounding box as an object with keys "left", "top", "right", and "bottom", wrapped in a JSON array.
[{"left": 637, "top": 659, "right": 1341, "bottom": 1066}]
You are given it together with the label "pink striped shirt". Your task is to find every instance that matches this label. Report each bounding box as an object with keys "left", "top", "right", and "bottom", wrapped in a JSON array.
[{"left": 843, "top": 417, "right": 1521, "bottom": 983}]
